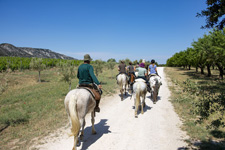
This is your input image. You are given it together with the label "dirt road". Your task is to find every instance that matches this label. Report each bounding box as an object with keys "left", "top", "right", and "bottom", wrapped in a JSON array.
[{"left": 34, "top": 67, "right": 188, "bottom": 150}]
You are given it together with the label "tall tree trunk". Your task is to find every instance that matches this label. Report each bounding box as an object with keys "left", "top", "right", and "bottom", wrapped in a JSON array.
[
  {"left": 69, "top": 82, "right": 71, "bottom": 91},
  {"left": 206, "top": 64, "right": 211, "bottom": 77},
  {"left": 200, "top": 67, "right": 204, "bottom": 74},
  {"left": 196, "top": 67, "right": 198, "bottom": 72},
  {"left": 188, "top": 65, "right": 191, "bottom": 70},
  {"left": 216, "top": 63, "right": 224, "bottom": 79},
  {"left": 38, "top": 71, "right": 41, "bottom": 82}
]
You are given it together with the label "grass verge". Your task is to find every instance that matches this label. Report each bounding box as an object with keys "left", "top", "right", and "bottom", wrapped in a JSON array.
[{"left": 164, "top": 67, "right": 225, "bottom": 150}]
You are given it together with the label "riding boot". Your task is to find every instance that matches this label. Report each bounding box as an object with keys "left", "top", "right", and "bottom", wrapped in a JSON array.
[{"left": 94, "top": 100, "right": 100, "bottom": 113}]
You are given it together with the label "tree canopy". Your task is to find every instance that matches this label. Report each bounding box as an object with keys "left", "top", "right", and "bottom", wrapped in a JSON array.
[
  {"left": 197, "top": 0, "right": 225, "bottom": 30},
  {"left": 166, "top": 28, "right": 225, "bottom": 79}
]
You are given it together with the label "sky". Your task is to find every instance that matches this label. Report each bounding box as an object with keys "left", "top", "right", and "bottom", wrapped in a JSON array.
[{"left": 0, "top": 0, "right": 209, "bottom": 64}]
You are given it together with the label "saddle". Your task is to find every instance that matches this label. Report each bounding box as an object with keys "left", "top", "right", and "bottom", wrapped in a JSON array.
[{"left": 77, "top": 84, "right": 102, "bottom": 101}]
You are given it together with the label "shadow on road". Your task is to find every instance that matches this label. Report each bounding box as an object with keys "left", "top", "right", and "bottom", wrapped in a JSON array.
[
  {"left": 80, "top": 119, "right": 111, "bottom": 150},
  {"left": 147, "top": 95, "right": 161, "bottom": 104},
  {"left": 119, "top": 92, "right": 132, "bottom": 100}
]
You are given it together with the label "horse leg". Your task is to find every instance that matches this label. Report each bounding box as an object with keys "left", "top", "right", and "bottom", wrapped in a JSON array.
[
  {"left": 91, "top": 111, "right": 96, "bottom": 134},
  {"left": 141, "top": 102, "right": 144, "bottom": 114},
  {"left": 79, "top": 119, "right": 85, "bottom": 140},
  {"left": 135, "top": 95, "right": 140, "bottom": 118},
  {"left": 120, "top": 89, "right": 123, "bottom": 100},
  {"left": 153, "top": 91, "right": 157, "bottom": 104}
]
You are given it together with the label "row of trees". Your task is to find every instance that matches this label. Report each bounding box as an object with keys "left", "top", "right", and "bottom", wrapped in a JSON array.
[
  {"left": 0, "top": 56, "right": 82, "bottom": 72},
  {"left": 166, "top": 28, "right": 225, "bottom": 79}
]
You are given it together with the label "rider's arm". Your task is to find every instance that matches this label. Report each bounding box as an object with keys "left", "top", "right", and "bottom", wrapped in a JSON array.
[
  {"left": 145, "top": 69, "right": 148, "bottom": 76},
  {"left": 77, "top": 68, "right": 80, "bottom": 79}
]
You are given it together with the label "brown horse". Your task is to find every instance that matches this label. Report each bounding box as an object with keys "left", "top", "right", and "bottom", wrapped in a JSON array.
[{"left": 128, "top": 73, "right": 135, "bottom": 93}]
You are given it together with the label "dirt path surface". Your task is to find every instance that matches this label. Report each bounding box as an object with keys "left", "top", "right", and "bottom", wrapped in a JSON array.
[{"left": 34, "top": 67, "right": 188, "bottom": 150}]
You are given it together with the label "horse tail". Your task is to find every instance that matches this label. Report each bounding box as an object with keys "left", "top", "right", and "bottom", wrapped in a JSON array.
[
  {"left": 136, "top": 83, "right": 141, "bottom": 106},
  {"left": 68, "top": 92, "right": 80, "bottom": 137}
]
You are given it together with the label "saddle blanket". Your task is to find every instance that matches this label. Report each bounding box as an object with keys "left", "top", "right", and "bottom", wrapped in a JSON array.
[{"left": 77, "top": 86, "right": 101, "bottom": 101}]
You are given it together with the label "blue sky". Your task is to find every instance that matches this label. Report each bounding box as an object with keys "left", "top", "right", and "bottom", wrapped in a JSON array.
[{"left": 0, "top": 0, "right": 209, "bottom": 64}]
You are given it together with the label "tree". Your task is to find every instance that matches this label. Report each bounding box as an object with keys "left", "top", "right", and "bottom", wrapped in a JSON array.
[
  {"left": 107, "top": 58, "right": 116, "bottom": 63},
  {"left": 197, "top": 0, "right": 225, "bottom": 30},
  {"left": 92, "top": 60, "right": 104, "bottom": 77},
  {"left": 107, "top": 61, "right": 116, "bottom": 78},
  {"left": 125, "top": 58, "right": 131, "bottom": 66},
  {"left": 210, "top": 28, "right": 225, "bottom": 79},
  {"left": 192, "top": 37, "right": 210, "bottom": 74},
  {"left": 30, "top": 58, "right": 46, "bottom": 82},
  {"left": 133, "top": 60, "right": 138, "bottom": 65},
  {"left": 58, "top": 61, "right": 76, "bottom": 91}
]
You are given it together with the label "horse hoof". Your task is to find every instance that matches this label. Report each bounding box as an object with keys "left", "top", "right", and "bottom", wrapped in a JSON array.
[
  {"left": 92, "top": 131, "right": 97, "bottom": 135},
  {"left": 135, "top": 115, "right": 138, "bottom": 118}
]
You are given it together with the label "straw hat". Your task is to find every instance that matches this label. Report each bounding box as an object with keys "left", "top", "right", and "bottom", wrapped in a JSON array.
[{"left": 83, "top": 54, "right": 92, "bottom": 61}]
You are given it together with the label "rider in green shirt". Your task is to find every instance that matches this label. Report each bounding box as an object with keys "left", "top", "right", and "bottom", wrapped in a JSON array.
[
  {"left": 77, "top": 54, "right": 102, "bottom": 112},
  {"left": 135, "top": 63, "right": 151, "bottom": 92}
]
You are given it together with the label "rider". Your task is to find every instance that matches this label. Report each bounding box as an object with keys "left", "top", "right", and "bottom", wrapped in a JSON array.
[
  {"left": 127, "top": 62, "right": 136, "bottom": 83},
  {"left": 116, "top": 60, "right": 128, "bottom": 80},
  {"left": 118, "top": 60, "right": 127, "bottom": 74},
  {"left": 135, "top": 63, "right": 151, "bottom": 92},
  {"left": 77, "top": 54, "right": 102, "bottom": 113},
  {"left": 149, "top": 59, "right": 158, "bottom": 76}
]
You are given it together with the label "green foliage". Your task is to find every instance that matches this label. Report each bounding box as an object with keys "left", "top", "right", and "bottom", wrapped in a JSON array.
[
  {"left": 197, "top": 0, "right": 225, "bottom": 30},
  {"left": 0, "top": 56, "right": 82, "bottom": 72},
  {"left": 30, "top": 58, "right": 46, "bottom": 72},
  {"left": 106, "top": 61, "right": 116, "bottom": 78},
  {"left": 0, "top": 74, "right": 8, "bottom": 94},
  {"left": 107, "top": 58, "right": 116, "bottom": 63},
  {"left": 92, "top": 59, "right": 104, "bottom": 76},
  {"left": 166, "top": 28, "right": 225, "bottom": 79},
  {"left": 182, "top": 79, "right": 225, "bottom": 129},
  {"left": 0, "top": 109, "right": 29, "bottom": 126},
  {"left": 124, "top": 58, "right": 131, "bottom": 66},
  {"left": 195, "top": 91, "right": 225, "bottom": 129},
  {"left": 133, "top": 60, "right": 138, "bottom": 65},
  {"left": 58, "top": 61, "right": 76, "bottom": 91},
  {"left": 30, "top": 58, "right": 46, "bottom": 82}
]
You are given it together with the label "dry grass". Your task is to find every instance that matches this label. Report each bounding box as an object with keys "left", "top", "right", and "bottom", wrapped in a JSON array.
[
  {"left": 0, "top": 66, "right": 118, "bottom": 150},
  {"left": 164, "top": 67, "right": 225, "bottom": 149}
]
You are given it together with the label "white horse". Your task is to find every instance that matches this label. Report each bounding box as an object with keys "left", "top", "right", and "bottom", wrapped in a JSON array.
[
  {"left": 117, "top": 74, "right": 128, "bottom": 100},
  {"left": 133, "top": 79, "right": 147, "bottom": 118},
  {"left": 149, "top": 75, "right": 162, "bottom": 104},
  {"left": 64, "top": 89, "right": 96, "bottom": 150}
]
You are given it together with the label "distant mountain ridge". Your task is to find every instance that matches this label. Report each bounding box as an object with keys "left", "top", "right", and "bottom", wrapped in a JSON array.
[{"left": 0, "top": 43, "right": 76, "bottom": 60}]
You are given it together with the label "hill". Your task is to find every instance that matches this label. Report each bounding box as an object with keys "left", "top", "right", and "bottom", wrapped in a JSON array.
[{"left": 0, "top": 43, "right": 75, "bottom": 60}]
